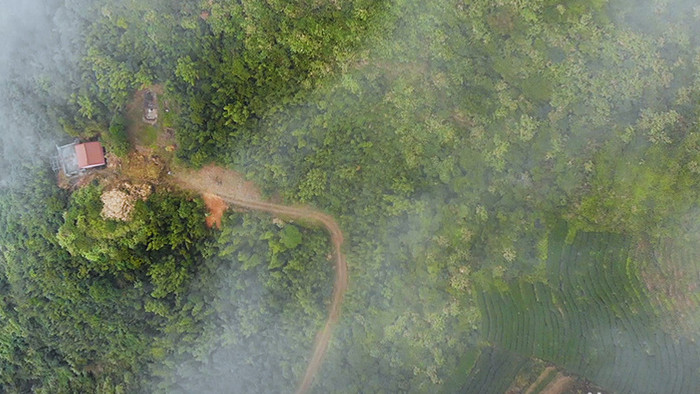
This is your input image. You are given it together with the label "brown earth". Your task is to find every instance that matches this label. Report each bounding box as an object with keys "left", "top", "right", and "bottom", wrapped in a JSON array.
[
  {"left": 539, "top": 373, "right": 574, "bottom": 394},
  {"left": 174, "top": 164, "right": 262, "bottom": 201},
  {"left": 201, "top": 193, "right": 228, "bottom": 229},
  {"left": 172, "top": 165, "right": 347, "bottom": 394}
]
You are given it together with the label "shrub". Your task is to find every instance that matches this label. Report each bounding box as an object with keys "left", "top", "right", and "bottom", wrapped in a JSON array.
[{"left": 104, "top": 113, "right": 130, "bottom": 156}]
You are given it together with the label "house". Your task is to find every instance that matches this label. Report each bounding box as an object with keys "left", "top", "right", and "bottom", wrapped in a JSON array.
[
  {"left": 75, "top": 141, "right": 106, "bottom": 169},
  {"left": 54, "top": 140, "right": 106, "bottom": 176}
]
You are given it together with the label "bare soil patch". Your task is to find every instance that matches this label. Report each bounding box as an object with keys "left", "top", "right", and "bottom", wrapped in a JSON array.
[
  {"left": 172, "top": 164, "right": 262, "bottom": 201},
  {"left": 82, "top": 149, "right": 169, "bottom": 196},
  {"left": 56, "top": 170, "right": 71, "bottom": 189},
  {"left": 202, "top": 193, "right": 228, "bottom": 229}
]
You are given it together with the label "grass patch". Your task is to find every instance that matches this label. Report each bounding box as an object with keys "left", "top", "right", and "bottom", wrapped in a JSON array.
[{"left": 138, "top": 124, "right": 158, "bottom": 147}]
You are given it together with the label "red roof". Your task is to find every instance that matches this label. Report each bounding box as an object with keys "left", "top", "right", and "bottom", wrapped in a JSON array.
[{"left": 75, "top": 142, "right": 106, "bottom": 169}]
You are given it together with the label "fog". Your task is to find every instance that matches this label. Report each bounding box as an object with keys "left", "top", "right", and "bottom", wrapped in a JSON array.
[
  {"left": 0, "top": 0, "right": 698, "bottom": 393},
  {"left": 0, "top": 0, "right": 81, "bottom": 187}
]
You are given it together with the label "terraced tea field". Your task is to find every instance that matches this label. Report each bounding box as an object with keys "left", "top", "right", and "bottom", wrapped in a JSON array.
[
  {"left": 476, "top": 224, "right": 700, "bottom": 393},
  {"left": 460, "top": 347, "right": 530, "bottom": 394},
  {"left": 645, "top": 235, "right": 700, "bottom": 339}
]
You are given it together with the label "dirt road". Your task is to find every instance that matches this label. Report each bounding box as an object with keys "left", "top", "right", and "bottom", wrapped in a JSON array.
[{"left": 173, "top": 165, "right": 347, "bottom": 394}]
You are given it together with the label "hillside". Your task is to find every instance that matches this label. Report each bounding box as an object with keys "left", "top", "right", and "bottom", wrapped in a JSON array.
[{"left": 1, "top": 0, "right": 699, "bottom": 393}]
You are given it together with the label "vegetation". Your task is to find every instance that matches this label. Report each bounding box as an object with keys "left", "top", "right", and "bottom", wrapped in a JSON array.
[
  {"left": 103, "top": 114, "right": 130, "bottom": 156},
  {"left": 56, "top": 184, "right": 210, "bottom": 298},
  {"left": 1, "top": 0, "right": 699, "bottom": 393},
  {"left": 476, "top": 224, "right": 700, "bottom": 393},
  {"left": 0, "top": 171, "right": 332, "bottom": 392},
  {"left": 460, "top": 347, "right": 529, "bottom": 394}
]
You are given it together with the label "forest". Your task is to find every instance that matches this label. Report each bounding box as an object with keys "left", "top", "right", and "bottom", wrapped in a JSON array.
[{"left": 0, "top": 0, "right": 699, "bottom": 393}]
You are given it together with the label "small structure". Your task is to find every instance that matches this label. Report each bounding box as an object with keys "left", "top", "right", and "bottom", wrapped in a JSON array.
[
  {"left": 54, "top": 140, "right": 106, "bottom": 176},
  {"left": 143, "top": 90, "right": 158, "bottom": 124},
  {"left": 76, "top": 142, "right": 106, "bottom": 170}
]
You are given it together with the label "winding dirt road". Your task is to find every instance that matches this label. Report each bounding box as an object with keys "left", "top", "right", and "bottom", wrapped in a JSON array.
[{"left": 173, "top": 165, "right": 347, "bottom": 394}]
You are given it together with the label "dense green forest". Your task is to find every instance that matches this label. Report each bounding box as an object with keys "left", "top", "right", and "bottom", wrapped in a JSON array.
[{"left": 1, "top": 0, "right": 699, "bottom": 393}]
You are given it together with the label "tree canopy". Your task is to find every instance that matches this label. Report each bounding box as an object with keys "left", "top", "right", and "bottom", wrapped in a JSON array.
[{"left": 1, "top": 0, "right": 699, "bottom": 392}]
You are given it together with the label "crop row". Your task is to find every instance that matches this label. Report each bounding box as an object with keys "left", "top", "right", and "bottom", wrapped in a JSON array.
[
  {"left": 477, "top": 223, "right": 700, "bottom": 393},
  {"left": 461, "top": 347, "right": 528, "bottom": 394}
]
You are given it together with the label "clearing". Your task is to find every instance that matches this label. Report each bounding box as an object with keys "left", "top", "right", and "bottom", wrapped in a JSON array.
[{"left": 124, "top": 84, "right": 175, "bottom": 149}]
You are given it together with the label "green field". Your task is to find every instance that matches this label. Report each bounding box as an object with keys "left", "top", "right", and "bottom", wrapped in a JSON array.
[
  {"left": 460, "top": 347, "right": 529, "bottom": 394},
  {"left": 477, "top": 223, "right": 700, "bottom": 393}
]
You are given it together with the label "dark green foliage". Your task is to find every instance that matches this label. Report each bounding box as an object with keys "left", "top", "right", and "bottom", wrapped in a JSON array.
[
  {"left": 103, "top": 113, "right": 130, "bottom": 156},
  {"left": 171, "top": 0, "right": 390, "bottom": 165},
  {"left": 279, "top": 224, "right": 303, "bottom": 250},
  {"left": 0, "top": 169, "right": 155, "bottom": 393},
  {"left": 0, "top": 172, "right": 333, "bottom": 393},
  {"left": 65, "top": 0, "right": 390, "bottom": 165},
  {"left": 56, "top": 185, "right": 210, "bottom": 299}
]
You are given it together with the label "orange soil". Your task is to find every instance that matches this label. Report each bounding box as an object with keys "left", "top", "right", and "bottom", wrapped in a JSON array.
[
  {"left": 201, "top": 193, "right": 228, "bottom": 229},
  {"left": 173, "top": 165, "right": 347, "bottom": 394}
]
